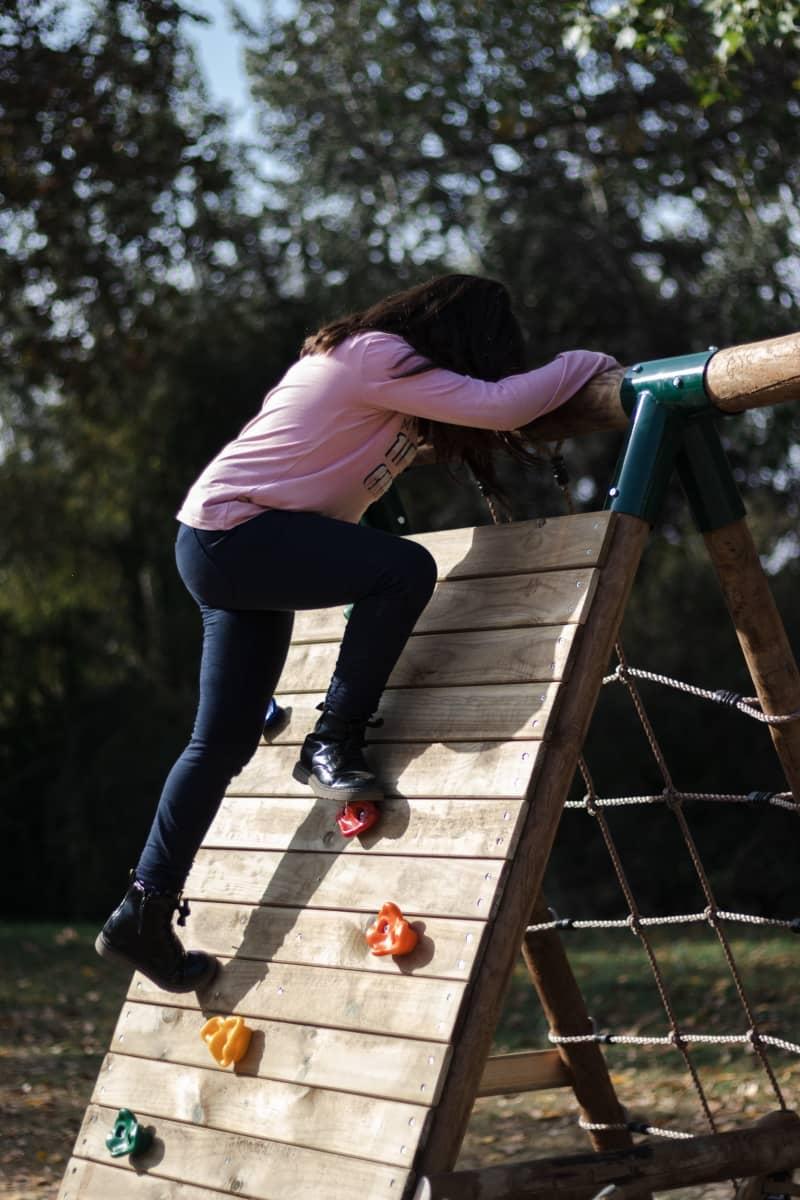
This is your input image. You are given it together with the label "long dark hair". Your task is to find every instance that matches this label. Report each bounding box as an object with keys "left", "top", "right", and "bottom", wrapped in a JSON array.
[{"left": 302, "top": 274, "right": 537, "bottom": 501}]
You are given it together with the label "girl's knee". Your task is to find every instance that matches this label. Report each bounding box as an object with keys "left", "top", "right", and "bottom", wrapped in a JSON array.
[{"left": 403, "top": 540, "right": 437, "bottom": 606}]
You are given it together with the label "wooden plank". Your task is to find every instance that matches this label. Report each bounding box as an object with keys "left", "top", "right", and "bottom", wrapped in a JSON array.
[
  {"left": 203, "top": 795, "right": 527, "bottom": 860},
  {"left": 184, "top": 901, "right": 487, "bottom": 982},
  {"left": 280, "top": 625, "right": 578, "bottom": 692},
  {"left": 236, "top": 741, "right": 542, "bottom": 799},
  {"left": 264, "top": 685, "right": 560, "bottom": 744},
  {"left": 71, "top": 1104, "right": 410, "bottom": 1200},
  {"left": 186, "top": 847, "right": 506, "bottom": 919},
  {"left": 477, "top": 1049, "right": 571, "bottom": 1097},
  {"left": 415, "top": 1110, "right": 800, "bottom": 1200},
  {"left": 111, "top": 1001, "right": 451, "bottom": 1104},
  {"left": 292, "top": 568, "right": 598, "bottom": 643},
  {"left": 128, "top": 956, "right": 466, "bottom": 1041},
  {"left": 415, "top": 513, "right": 651, "bottom": 1175},
  {"left": 59, "top": 1156, "right": 236, "bottom": 1200},
  {"left": 92, "top": 1054, "right": 428, "bottom": 1167},
  {"left": 288, "top": 519, "right": 614, "bottom": 652},
  {"left": 407, "top": 512, "right": 614, "bottom": 578}
]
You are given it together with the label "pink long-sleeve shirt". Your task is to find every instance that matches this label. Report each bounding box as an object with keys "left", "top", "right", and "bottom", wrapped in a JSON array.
[{"left": 176, "top": 331, "right": 617, "bottom": 529}]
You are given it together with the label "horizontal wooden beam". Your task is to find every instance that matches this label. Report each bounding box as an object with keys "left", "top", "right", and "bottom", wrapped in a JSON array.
[
  {"left": 477, "top": 1050, "right": 571, "bottom": 1097},
  {"left": 413, "top": 1110, "right": 800, "bottom": 1200},
  {"left": 706, "top": 330, "right": 800, "bottom": 415},
  {"left": 522, "top": 367, "right": 628, "bottom": 442},
  {"left": 520, "top": 329, "right": 800, "bottom": 444}
]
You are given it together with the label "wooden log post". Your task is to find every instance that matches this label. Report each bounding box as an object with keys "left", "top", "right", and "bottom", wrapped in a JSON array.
[
  {"left": 522, "top": 899, "right": 634, "bottom": 1154},
  {"left": 706, "top": 330, "right": 800, "bottom": 414},
  {"left": 703, "top": 518, "right": 800, "bottom": 800},
  {"left": 519, "top": 330, "right": 800, "bottom": 445},
  {"left": 522, "top": 367, "right": 628, "bottom": 442},
  {"left": 413, "top": 1110, "right": 800, "bottom": 1200}
]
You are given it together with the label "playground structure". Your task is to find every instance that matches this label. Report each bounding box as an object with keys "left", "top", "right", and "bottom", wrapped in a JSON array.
[{"left": 59, "top": 330, "right": 800, "bottom": 1199}]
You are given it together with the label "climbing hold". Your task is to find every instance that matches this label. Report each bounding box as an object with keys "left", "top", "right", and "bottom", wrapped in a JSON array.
[
  {"left": 105, "top": 1108, "right": 153, "bottom": 1158},
  {"left": 366, "top": 902, "right": 419, "bottom": 957},
  {"left": 336, "top": 800, "right": 380, "bottom": 838},
  {"left": 200, "top": 1015, "right": 253, "bottom": 1068}
]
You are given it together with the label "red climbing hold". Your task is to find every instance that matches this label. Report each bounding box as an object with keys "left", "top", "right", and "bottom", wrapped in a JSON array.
[
  {"left": 336, "top": 800, "right": 380, "bottom": 837},
  {"left": 366, "top": 902, "right": 419, "bottom": 957}
]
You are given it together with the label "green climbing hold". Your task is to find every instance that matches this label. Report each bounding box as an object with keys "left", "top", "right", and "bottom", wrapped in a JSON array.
[{"left": 105, "top": 1108, "right": 153, "bottom": 1158}]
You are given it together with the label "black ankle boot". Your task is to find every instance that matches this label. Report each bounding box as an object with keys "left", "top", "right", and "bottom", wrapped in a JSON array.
[
  {"left": 95, "top": 880, "right": 218, "bottom": 994},
  {"left": 292, "top": 708, "right": 384, "bottom": 804}
]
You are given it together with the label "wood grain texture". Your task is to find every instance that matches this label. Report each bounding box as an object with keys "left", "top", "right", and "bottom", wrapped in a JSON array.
[
  {"left": 286, "top": 518, "right": 613, "bottom": 647},
  {"left": 477, "top": 1049, "right": 570, "bottom": 1097},
  {"left": 178, "top": 900, "right": 487, "bottom": 981},
  {"left": 185, "top": 847, "right": 506, "bottom": 918},
  {"left": 69, "top": 1105, "right": 410, "bottom": 1200},
  {"left": 110, "top": 1002, "right": 450, "bottom": 1104},
  {"left": 292, "top": 568, "right": 598, "bottom": 643},
  {"left": 235, "top": 741, "right": 541, "bottom": 798},
  {"left": 408, "top": 511, "right": 614, "bottom": 576},
  {"left": 523, "top": 902, "right": 632, "bottom": 1152},
  {"left": 704, "top": 518, "right": 800, "bottom": 800},
  {"left": 414, "top": 1111, "right": 800, "bottom": 1200},
  {"left": 59, "top": 1156, "right": 237, "bottom": 1200},
  {"left": 706, "top": 330, "right": 800, "bottom": 413},
  {"left": 128, "top": 956, "right": 466, "bottom": 1041},
  {"left": 280, "top": 624, "right": 578, "bottom": 691},
  {"left": 263, "top": 684, "right": 560, "bottom": 744},
  {"left": 202, "top": 795, "right": 526, "bottom": 860},
  {"left": 521, "top": 367, "right": 628, "bottom": 441},
  {"left": 91, "top": 1054, "right": 428, "bottom": 1167}
]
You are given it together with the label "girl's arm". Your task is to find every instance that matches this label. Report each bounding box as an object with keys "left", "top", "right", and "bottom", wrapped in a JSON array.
[{"left": 363, "top": 333, "right": 618, "bottom": 431}]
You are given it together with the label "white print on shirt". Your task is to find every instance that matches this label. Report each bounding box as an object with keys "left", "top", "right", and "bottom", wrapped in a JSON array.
[
  {"left": 363, "top": 463, "right": 394, "bottom": 497},
  {"left": 385, "top": 429, "right": 417, "bottom": 467},
  {"left": 362, "top": 417, "right": 419, "bottom": 498}
]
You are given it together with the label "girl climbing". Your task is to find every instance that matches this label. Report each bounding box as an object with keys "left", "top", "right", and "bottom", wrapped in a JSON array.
[{"left": 95, "top": 273, "right": 618, "bottom": 993}]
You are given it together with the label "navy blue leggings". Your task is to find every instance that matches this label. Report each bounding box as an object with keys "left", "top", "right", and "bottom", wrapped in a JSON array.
[{"left": 135, "top": 509, "right": 437, "bottom": 891}]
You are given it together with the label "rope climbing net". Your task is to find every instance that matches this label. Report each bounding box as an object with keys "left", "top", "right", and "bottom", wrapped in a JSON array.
[
  {"left": 529, "top": 639, "right": 800, "bottom": 1144},
  {"left": 482, "top": 451, "right": 800, "bottom": 1161},
  {"left": 486, "top": 450, "right": 800, "bottom": 1165}
]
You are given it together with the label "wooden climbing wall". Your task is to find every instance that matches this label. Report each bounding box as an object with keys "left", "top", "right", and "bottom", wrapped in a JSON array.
[{"left": 60, "top": 509, "right": 624, "bottom": 1200}]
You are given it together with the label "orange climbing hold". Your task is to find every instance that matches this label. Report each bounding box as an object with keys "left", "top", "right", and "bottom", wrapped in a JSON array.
[
  {"left": 365, "top": 901, "right": 419, "bottom": 957},
  {"left": 200, "top": 1015, "right": 253, "bottom": 1067}
]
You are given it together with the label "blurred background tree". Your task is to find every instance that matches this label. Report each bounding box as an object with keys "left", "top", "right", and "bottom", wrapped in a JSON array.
[{"left": 2, "top": 0, "right": 799, "bottom": 916}]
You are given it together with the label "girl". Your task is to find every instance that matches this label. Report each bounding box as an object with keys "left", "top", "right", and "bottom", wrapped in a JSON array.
[{"left": 95, "top": 274, "right": 618, "bottom": 993}]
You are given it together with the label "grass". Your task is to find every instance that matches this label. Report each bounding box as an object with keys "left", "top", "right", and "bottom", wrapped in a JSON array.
[{"left": 2, "top": 923, "right": 798, "bottom": 1199}]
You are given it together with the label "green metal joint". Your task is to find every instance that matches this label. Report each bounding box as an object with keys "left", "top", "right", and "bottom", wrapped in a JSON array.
[
  {"left": 620, "top": 350, "right": 716, "bottom": 418},
  {"left": 676, "top": 414, "right": 746, "bottom": 532},
  {"left": 606, "top": 389, "right": 685, "bottom": 524}
]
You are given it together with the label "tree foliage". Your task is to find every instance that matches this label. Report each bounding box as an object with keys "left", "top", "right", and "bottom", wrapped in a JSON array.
[
  {"left": 3, "top": 0, "right": 800, "bottom": 915},
  {"left": 1, "top": 0, "right": 308, "bottom": 914}
]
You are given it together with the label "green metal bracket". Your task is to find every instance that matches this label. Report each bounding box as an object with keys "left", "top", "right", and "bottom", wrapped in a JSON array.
[
  {"left": 607, "top": 388, "right": 685, "bottom": 525},
  {"left": 608, "top": 348, "right": 744, "bottom": 530},
  {"left": 619, "top": 351, "right": 715, "bottom": 418},
  {"left": 676, "top": 414, "right": 746, "bottom": 532}
]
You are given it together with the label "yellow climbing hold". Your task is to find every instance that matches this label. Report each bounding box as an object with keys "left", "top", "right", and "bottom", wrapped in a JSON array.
[{"left": 200, "top": 1015, "right": 253, "bottom": 1068}]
